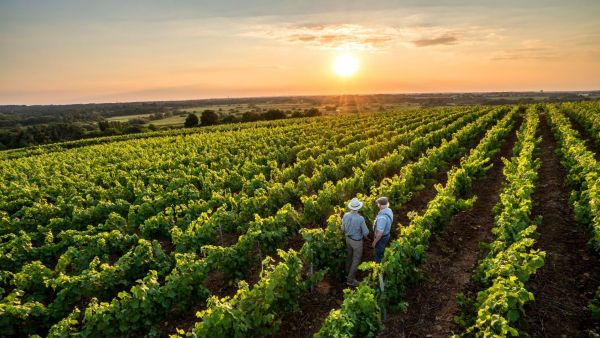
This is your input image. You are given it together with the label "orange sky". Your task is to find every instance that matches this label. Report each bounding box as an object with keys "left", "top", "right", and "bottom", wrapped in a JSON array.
[{"left": 1, "top": 1, "right": 599, "bottom": 104}]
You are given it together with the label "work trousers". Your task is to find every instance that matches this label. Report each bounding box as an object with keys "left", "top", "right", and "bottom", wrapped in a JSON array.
[{"left": 345, "top": 237, "right": 363, "bottom": 283}]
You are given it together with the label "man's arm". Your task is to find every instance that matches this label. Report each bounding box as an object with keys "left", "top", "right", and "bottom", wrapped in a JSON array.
[
  {"left": 341, "top": 214, "right": 347, "bottom": 233},
  {"left": 361, "top": 219, "right": 369, "bottom": 240},
  {"left": 372, "top": 230, "right": 383, "bottom": 248},
  {"left": 372, "top": 216, "right": 384, "bottom": 248}
]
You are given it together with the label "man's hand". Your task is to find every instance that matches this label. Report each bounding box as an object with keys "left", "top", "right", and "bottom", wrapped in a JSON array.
[{"left": 372, "top": 230, "right": 383, "bottom": 248}]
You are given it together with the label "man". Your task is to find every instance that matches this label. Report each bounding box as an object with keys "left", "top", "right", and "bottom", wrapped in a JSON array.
[
  {"left": 372, "top": 196, "right": 393, "bottom": 263},
  {"left": 342, "top": 197, "right": 369, "bottom": 286}
]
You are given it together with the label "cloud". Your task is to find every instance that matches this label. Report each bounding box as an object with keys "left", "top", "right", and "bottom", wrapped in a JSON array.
[
  {"left": 242, "top": 21, "right": 504, "bottom": 52},
  {"left": 243, "top": 23, "right": 397, "bottom": 51},
  {"left": 174, "top": 64, "right": 285, "bottom": 74},
  {"left": 411, "top": 34, "right": 458, "bottom": 47},
  {"left": 491, "top": 40, "right": 560, "bottom": 61}
]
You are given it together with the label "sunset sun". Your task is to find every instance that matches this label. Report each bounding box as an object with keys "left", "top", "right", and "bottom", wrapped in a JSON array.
[{"left": 332, "top": 54, "right": 359, "bottom": 78}]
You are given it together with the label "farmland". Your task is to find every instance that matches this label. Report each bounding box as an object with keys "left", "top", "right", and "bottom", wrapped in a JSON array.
[{"left": 1, "top": 102, "right": 600, "bottom": 337}]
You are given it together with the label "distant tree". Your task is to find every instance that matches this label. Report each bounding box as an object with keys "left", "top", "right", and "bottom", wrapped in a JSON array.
[
  {"left": 221, "top": 115, "right": 239, "bottom": 124},
  {"left": 124, "top": 125, "right": 144, "bottom": 133},
  {"left": 304, "top": 108, "right": 321, "bottom": 117},
  {"left": 241, "top": 112, "right": 260, "bottom": 122},
  {"left": 148, "top": 124, "right": 158, "bottom": 131},
  {"left": 201, "top": 110, "right": 218, "bottom": 126},
  {"left": 263, "top": 109, "right": 287, "bottom": 120},
  {"left": 128, "top": 117, "right": 149, "bottom": 125},
  {"left": 98, "top": 120, "right": 110, "bottom": 132},
  {"left": 184, "top": 113, "right": 199, "bottom": 128},
  {"left": 98, "top": 120, "right": 129, "bottom": 134},
  {"left": 291, "top": 111, "right": 303, "bottom": 118},
  {"left": 82, "top": 123, "right": 97, "bottom": 131},
  {"left": 149, "top": 112, "right": 165, "bottom": 120}
]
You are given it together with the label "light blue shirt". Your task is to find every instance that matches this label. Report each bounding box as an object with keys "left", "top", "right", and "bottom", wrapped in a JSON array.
[
  {"left": 342, "top": 212, "right": 369, "bottom": 240},
  {"left": 375, "top": 207, "right": 393, "bottom": 236}
]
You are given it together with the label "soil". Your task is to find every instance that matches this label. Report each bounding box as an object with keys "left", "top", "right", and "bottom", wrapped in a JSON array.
[
  {"left": 219, "top": 231, "right": 240, "bottom": 247},
  {"left": 378, "top": 115, "right": 520, "bottom": 337},
  {"left": 157, "top": 237, "right": 174, "bottom": 254},
  {"left": 160, "top": 243, "right": 273, "bottom": 336},
  {"left": 275, "top": 274, "right": 346, "bottom": 337},
  {"left": 520, "top": 113, "right": 600, "bottom": 337},
  {"left": 287, "top": 232, "right": 306, "bottom": 252},
  {"left": 159, "top": 302, "right": 206, "bottom": 337}
]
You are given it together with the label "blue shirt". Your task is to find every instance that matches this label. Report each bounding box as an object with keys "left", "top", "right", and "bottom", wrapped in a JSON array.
[
  {"left": 342, "top": 212, "right": 369, "bottom": 240},
  {"left": 375, "top": 207, "right": 393, "bottom": 236}
]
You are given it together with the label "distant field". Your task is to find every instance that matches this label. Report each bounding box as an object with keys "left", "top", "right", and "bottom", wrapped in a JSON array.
[
  {"left": 144, "top": 114, "right": 187, "bottom": 127},
  {"left": 180, "top": 101, "right": 420, "bottom": 115},
  {"left": 106, "top": 113, "right": 187, "bottom": 127},
  {"left": 101, "top": 102, "right": 421, "bottom": 129},
  {"left": 179, "top": 103, "right": 324, "bottom": 117},
  {"left": 106, "top": 113, "right": 154, "bottom": 122},
  {"left": 486, "top": 95, "right": 549, "bottom": 101}
]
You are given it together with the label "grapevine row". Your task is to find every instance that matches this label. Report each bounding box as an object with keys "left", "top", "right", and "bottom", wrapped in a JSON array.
[
  {"left": 455, "top": 107, "right": 544, "bottom": 337},
  {"left": 545, "top": 106, "right": 600, "bottom": 323}
]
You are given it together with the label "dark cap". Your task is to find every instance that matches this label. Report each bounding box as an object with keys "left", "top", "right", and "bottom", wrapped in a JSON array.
[{"left": 376, "top": 196, "right": 389, "bottom": 206}]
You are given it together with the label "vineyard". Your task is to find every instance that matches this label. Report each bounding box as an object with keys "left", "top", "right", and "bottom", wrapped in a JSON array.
[{"left": 1, "top": 102, "right": 599, "bottom": 337}]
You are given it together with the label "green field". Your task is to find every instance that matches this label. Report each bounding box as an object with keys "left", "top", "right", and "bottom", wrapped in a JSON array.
[
  {"left": 144, "top": 114, "right": 187, "bottom": 127},
  {"left": 106, "top": 113, "right": 154, "bottom": 122},
  {"left": 1, "top": 102, "right": 600, "bottom": 337}
]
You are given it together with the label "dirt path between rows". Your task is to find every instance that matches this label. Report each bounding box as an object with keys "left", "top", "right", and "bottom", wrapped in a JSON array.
[
  {"left": 521, "top": 112, "right": 600, "bottom": 337},
  {"left": 378, "top": 115, "right": 520, "bottom": 337}
]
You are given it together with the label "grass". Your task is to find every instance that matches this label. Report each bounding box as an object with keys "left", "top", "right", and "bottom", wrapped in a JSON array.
[
  {"left": 106, "top": 113, "right": 154, "bottom": 122},
  {"left": 144, "top": 115, "right": 187, "bottom": 127}
]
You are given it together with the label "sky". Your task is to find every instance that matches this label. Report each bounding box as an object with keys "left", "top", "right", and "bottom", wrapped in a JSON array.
[{"left": 0, "top": 0, "right": 599, "bottom": 105}]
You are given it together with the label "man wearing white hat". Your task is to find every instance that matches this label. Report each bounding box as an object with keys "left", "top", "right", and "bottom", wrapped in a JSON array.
[{"left": 342, "top": 197, "right": 369, "bottom": 286}]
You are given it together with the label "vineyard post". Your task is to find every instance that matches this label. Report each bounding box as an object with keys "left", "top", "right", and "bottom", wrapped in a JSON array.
[
  {"left": 309, "top": 261, "right": 314, "bottom": 292},
  {"left": 218, "top": 223, "right": 224, "bottom": 245},
  {"left": 379, "top": 272, "right": 387, "bottom": 320},
  {"left": 259, "top": 247, "right": 263, "bottom": 273}
]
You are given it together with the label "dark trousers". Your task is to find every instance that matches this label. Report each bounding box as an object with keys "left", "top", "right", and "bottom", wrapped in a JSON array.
[{"left": 375, "top": 234, "right": 390, "bottom": 263}]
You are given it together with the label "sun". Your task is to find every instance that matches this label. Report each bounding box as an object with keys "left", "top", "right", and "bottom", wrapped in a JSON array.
[{"left": 332, "top": 54, "right": 359, "bottom": 78}]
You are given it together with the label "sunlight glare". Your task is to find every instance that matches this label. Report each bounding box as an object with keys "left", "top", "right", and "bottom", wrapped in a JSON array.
[{"left": 332, "top": 54, "right": 359, "bottom": 78}]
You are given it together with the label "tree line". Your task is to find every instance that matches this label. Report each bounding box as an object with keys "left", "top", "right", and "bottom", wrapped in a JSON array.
[{"left": 183, "top": 108, "right": 322, "bottom": 128}]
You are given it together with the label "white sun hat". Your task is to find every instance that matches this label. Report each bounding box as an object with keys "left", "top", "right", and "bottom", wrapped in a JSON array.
[{"left": 348, "top": 197, "right": 363, "bottom": 211}]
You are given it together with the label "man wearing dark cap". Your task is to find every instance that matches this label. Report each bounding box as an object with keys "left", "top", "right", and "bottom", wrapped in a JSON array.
[{"left": 372, "top": 196, "right": 393, "bottom": 263}]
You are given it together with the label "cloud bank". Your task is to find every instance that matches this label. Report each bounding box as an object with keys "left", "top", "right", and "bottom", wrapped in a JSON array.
[{"left": 242, "top": 21, "right": 504, "bottom": 52}]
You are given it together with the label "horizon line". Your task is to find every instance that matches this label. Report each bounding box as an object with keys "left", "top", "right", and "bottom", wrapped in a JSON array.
[{"left": 2, "top": 89, "right": 599, "bottom": 107}]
